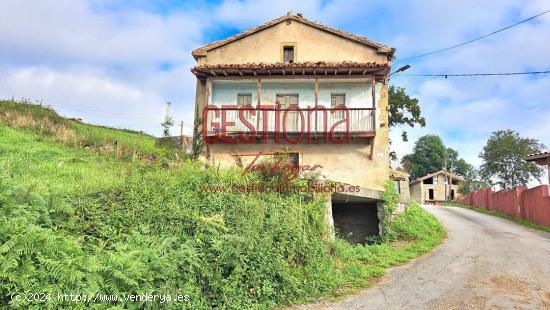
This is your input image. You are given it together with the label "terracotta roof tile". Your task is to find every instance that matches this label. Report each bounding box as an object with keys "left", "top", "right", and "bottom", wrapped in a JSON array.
[{"left": 191, "top": 61, "right": 390, "bottom": 77}]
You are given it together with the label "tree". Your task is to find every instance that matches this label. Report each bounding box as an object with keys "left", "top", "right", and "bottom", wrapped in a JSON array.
[
  {"left": 458, "top": 178, "right": 490, "bottom": 196},
  {"left": 453, "top": 158, "right": 476, "bottom": 179},
  {"left": 388, "top": 85, "right": 426, "bottom": 142},
  {"left": 402, "top": 135, "right": 474, "bottom": 180},
  {"left": 402, "top": 135, "right": 447, "bottom": 179},
  {"left": 479, "top": 130, "right": 545, "bottom": 189},
  {"left": 191, "top": 116, "right": 205, "bottom": 160},
  {"left": 161, "top": 102, "right": 174, "bottom": 138}
]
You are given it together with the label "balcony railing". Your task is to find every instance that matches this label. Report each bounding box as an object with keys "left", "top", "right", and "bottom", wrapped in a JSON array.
[{"left": 203, "top": 106, "right": 376, "bottom": 139}]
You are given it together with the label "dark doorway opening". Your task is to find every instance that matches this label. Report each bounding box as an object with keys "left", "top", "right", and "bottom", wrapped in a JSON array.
[
  {"left": 332, "top": 202, "right": 379, "bottom": 244},
  {"left": 450, "top": 189, "right": 455, "bottom": 200},
  {"left": 428, "top": 189, "right": 434, "bottom": 200}
]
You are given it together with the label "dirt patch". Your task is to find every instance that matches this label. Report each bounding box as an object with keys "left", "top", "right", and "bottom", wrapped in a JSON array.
[
  {"left": 542, "top": 291, "right": 550, "bottom": 309},
  {"left": 390, "top": 240, "right": 412, "bottom": 248},
  {"left": 430, "top": 295, "right": 489, "bottom": 310},
  {"left": 490, "top": 275, "right": 529, "bottom": 297}
]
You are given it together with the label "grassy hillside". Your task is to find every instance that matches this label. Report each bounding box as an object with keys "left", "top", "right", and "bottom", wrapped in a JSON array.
[
  {"left": 0, "top": 100, "right": 157, "bottom": 156},
  {"left": 0, "top": 101, "right": 445, "bottom": 309}
]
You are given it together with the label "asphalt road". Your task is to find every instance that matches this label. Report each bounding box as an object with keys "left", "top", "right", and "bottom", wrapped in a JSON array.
[{"left": 297, "top": 205, "right": 550, "bottom": 310}]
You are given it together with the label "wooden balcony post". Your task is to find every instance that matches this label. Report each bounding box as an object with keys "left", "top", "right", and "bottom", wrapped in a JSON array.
[
  {"left": 206, "top": 78, "right": 212, "bottom": 106},
  {"left": 257, "top": 78, "right": 261, "bottom": 131},
  {"left": 314, "top": 78, "right": 319, "bottom": 132},
  {"left": 371, "top": 78, "right": 376, "bottom": 131}
]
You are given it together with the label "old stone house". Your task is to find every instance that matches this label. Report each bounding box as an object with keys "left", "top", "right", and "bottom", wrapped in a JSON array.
[
  {"left": 191, "top": 12, "right": 397, "bottom": 243},
  {"left": 410, "top": 170, "right": 464, "bottom": 205}
]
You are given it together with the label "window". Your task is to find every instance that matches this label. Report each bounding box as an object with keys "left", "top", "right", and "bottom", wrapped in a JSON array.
[
  {"left": 287, "top": 153, "right": 299, "bottom": 167},
  {"left": 237, "top": 93, "right": 253, "bottom": 117},
  {"left": 283, "top": 46, "right": 295, "bottom": 64},
  {"left": 237, "top": 93, "right": 252, "bottom": 106},
  {"left": 276, "top": 94, "right": 299, "bottom": 108},
  {"left": 394, "top": 180, "right": 401, "bottom": 194},
  {"left": 275, "top": 152, "right": 299, "bottom": 167},
  {"left": 276, "top": 94, "right": 299, "bottom": 130},
  {"left": 331, "top": 93, "right": 346, "bottom": 119}
]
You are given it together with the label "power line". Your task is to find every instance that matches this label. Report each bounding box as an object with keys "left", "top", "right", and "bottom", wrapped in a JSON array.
[
  {"left": 397, "top": 70, "right": 550, "bottom": 78},
  {"left": 397, "top": 8, "right": 550, "bottom": 61},
  {"left": 50, "top": 103, "right": 194, "bottom": 128}
]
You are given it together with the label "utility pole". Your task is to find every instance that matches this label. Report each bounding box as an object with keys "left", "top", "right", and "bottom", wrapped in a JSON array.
[
  {"left": 444, "top": 157, "right": 448, "bottom": 202},
  {"left": 179, "top": 121, "right": 184, "bottom": 150},
  {"left": 448, "top": 159, "right": 454, "bottom": 201}
]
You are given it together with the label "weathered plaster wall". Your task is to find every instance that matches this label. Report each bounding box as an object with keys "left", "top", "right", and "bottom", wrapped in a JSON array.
[
  {"left": 211, "top": 81, "right": 257, "bottom": 106},
  {"left": 209, "top": 79, "right": 374, "bottom": 109},
  {"left": 203, "top": 81, "right": 389, "bottom": 192},
  {"left": 200, "top": 21, "right": 388, "bottom": 65}
]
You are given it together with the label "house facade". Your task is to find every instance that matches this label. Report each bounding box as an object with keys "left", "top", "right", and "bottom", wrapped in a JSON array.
[
  {"left": 191, "top": 13, "right": 395, "bottom": 243},
  {"left": 409, "top": 170, "right": 464, "bottom": 205}
]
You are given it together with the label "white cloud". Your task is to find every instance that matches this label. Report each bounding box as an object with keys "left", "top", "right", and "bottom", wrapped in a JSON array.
[{"left": 0, "top": 66, "right": 173, "bottom": 132}]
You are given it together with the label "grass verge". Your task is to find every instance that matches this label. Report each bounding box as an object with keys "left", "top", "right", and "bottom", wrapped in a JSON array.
[{"left": 446, "top": 201, "right": 550, "bottom": 234}]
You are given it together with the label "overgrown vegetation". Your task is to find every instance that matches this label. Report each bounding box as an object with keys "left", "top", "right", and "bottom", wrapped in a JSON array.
[
  {"left": 378, "top": 180, "right": 400, "bottom": 243},
  {"left": 447, "top": 201, "right": 550, "bottom": 233},
  {"left": 0, "top": 100, "right": 445, "bottom": 309}
]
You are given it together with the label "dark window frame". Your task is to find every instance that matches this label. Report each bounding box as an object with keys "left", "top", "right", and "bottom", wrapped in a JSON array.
[
  {"left": 275, "top": 93, "right": 299, "bottom": 108},
  {"left": 283, "top": 46, "right": 295, "bottom": 64},
  {"left": 237, "top": 93, "right": 252, "bottom": 106}
]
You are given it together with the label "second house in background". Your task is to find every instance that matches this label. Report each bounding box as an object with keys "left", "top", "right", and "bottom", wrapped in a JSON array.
[{"left": 410, "top": 170, "right": 464, "bottom": 205}]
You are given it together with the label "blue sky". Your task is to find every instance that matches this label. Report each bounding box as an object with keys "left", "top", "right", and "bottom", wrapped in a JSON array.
[{"left": 0, "top": 0, "right": 549, "bottom": 182}]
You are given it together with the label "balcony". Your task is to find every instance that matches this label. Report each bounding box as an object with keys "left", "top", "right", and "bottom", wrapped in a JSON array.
[{"left": 203, "top": 106, "right": 375, "bottom": 143}]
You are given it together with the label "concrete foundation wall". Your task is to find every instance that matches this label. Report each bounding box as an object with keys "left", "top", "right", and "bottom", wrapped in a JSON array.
[
  {"left": 410, "top": 182, "right": 423, "bottom": 204},
  {"left": 332, "top": 201, "right": 379, "bottom": 244}
]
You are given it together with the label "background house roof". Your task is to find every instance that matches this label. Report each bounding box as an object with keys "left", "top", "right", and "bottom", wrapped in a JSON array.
[
  {"left": 410, "top": 170, "right": 465, "bottom": 184},
  {"left": 525, "top": 149, "right": 550, "bottom": 164},
  {"left": 191, "top": 12, "right": 395, "bottom": 60},
  {"left": 390, "top": 169, "right": 410, "bottom": 181}
]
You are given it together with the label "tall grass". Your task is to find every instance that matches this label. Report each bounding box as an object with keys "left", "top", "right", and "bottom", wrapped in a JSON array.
[{"left": 0, "top": 99, "right": 158, "bottom": 158}]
